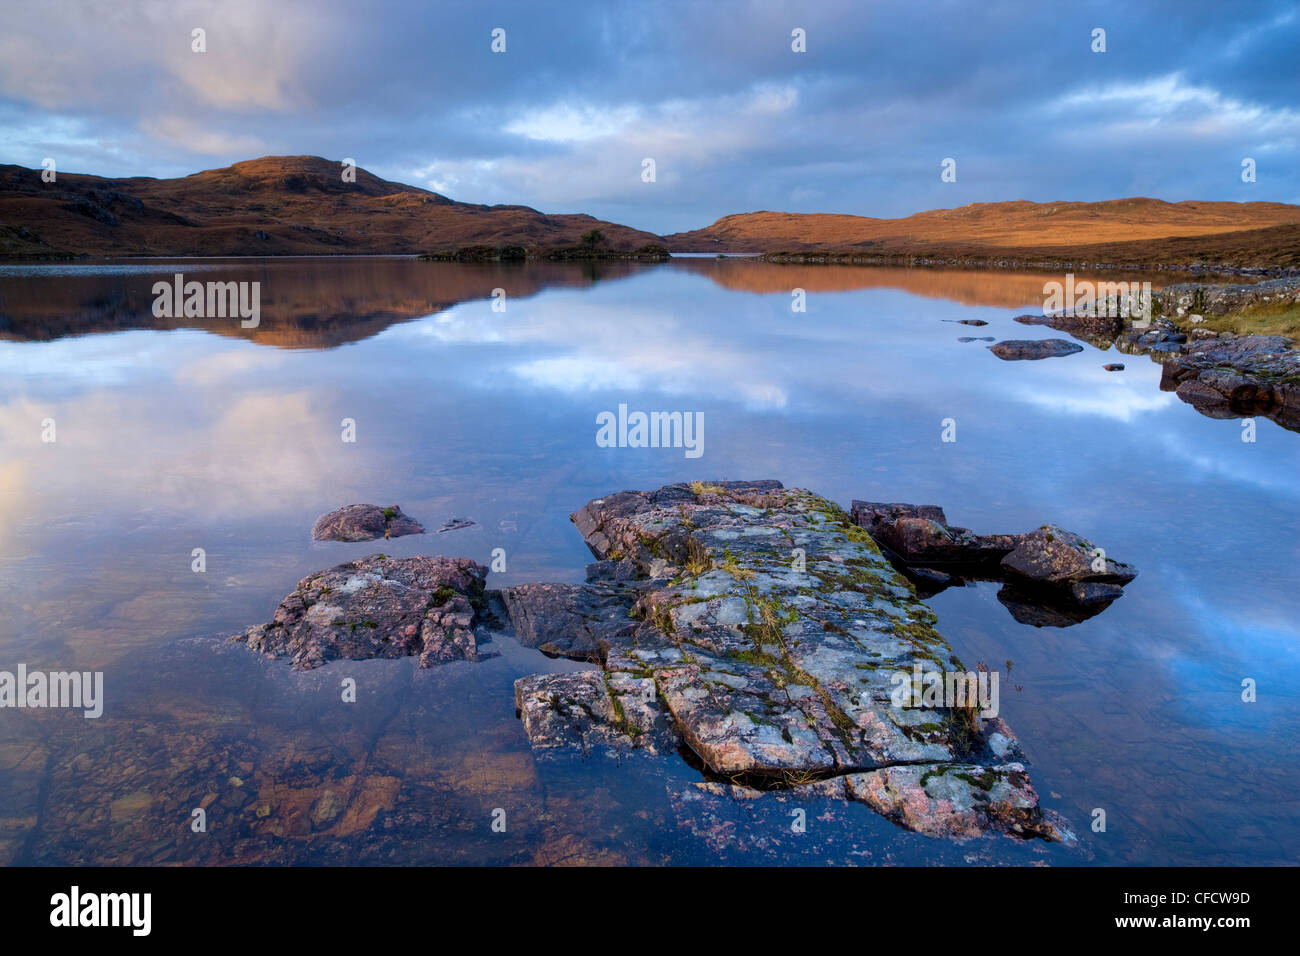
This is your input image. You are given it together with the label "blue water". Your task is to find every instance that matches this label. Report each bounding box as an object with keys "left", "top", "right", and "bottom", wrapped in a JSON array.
[{"left": 0, "top": 257, "right": 1295, "bottom": 865}]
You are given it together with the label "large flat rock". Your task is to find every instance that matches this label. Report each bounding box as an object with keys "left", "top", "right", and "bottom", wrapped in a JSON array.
[{"left": 510, "top": 481, "right": 1072, "bottom": 843}]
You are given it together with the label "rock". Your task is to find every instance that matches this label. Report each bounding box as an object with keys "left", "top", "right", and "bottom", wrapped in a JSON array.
[
  {"left": 501, "top": 581, "right": 639, "bottom": 660},
  {"left": 1103, "top": 363, "right": 1125, "bottom": 371},
  {"left": 437, "top": 517, "right": 475, "bottom": 533},
  {"left": 230, "top": 554, "right": 488, "bottom": 669},
  {"left": 311, "top": 504, "right": 423, "bottom": 542},
  {"left": 843, "top": 763, "right": 1070, "bottom": 842},
  {"left": 1013, "top": 311, "right": 1123, "bottom": 344},
  {"left": 511, "top": 481, "right": 1071, "bottom": 843},
  {"left": 850, "top": 501, "right": 1019, "bottom": 568},
  {"left": 513, "top": 670, "right": 679, "bottom": 757},
  {"left": 1000, "top": 525, "right": 1138, "bottom": 596},
  {"left": 851, "top": 503, "right": 1137, "bottom": 622},
  {"left": 988, "top": 339, "right": 1084, "bottom": 360},
  {"left": 309, "top": 790, "right": 341, "bottom": 828},
  {"left": 1154, "top": 276, "right": 1300, "bottom": 317}
]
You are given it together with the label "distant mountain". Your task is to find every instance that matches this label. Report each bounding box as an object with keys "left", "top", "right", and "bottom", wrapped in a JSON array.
[
  {"left": 0, "top": 155, "right": 664, "bottom": 257},
  {"left": 4, "top": 157, "right": 1299, "bottom": 271},
  {"left": 665, "top": 198, "right": 1300, "bottom": 270}
]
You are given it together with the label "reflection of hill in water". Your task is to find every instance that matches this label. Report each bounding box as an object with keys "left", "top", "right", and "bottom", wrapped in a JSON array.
[
  {"left": 668, "top": 258, "right": 1218, "bottom": 307},
  {"left": 0, "top": 259, "right": 654, "bottom": 349},
  {"left": 1, "top": 257, "right": 1196, "bottom": 349}
]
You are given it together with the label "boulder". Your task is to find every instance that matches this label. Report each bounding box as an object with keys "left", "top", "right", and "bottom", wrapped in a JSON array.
[
  {"left": 231, "top": 554, "right": 487, "bottom": 670},
  {"left": 851, "top": 503, "right": 1137, "bottom": 622},
  {"left": 1000, "top": 525, "right": 1137, "bottom": 594},
  {"left": 311, "top": 504, "right": 423, "bottom": 542},
  {"left": 850, "top": 501, "right": 1017, "bottom": 567},
  {"left": 988, "top": 339, "right": 1084, "bottom": 360}
]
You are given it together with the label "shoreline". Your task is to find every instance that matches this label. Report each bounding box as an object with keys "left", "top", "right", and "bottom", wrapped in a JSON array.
[{"left": 5, "top": 248, "right": 1295, "bottom": 280}]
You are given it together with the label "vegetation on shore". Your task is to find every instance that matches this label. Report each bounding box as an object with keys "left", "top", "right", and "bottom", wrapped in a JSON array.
[
  {"left": 1189, "top": 299, "right": 1300, "bottom": 337},
  {"left": 419, "top": 239, "right": 669, "bottom": 262}
]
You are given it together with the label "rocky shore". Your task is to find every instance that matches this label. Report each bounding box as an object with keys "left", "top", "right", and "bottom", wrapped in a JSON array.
[
  {"left": 232, "top": 480, "right": 1100, "bottom": 843},
  {"left": 1013, "top": 276, "right": 1300, "bottom": 431}
]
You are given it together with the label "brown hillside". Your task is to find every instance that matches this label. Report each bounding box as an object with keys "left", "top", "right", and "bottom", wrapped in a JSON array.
[
  {"left": 666, "top": 199, "right": 1300, "bottom": 270},
  {"left": 0, "top": 156, "right": 663, "bottom": 257}
]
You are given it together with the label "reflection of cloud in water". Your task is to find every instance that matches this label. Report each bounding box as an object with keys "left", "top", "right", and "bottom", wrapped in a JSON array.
[
  {"left": 1006, "top": 377, "right": 1177, "bottom": 421},
  {"left": 0, "top": 388, "right": 331, "bottom": 522}
]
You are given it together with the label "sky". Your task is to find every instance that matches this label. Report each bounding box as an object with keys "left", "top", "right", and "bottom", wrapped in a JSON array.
[{"left": 1, "top": 0, "right": 1298, "bottom": 234}]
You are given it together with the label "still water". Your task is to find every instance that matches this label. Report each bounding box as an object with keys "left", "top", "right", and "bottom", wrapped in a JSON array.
[{"left": 0, "top": 257, "right": 1296, "bottom": 865}]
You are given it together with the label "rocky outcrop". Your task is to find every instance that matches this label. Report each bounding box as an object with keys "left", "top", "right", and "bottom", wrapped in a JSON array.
[
  {"left": 1154, "top": 276, "right": 1300, "bottom": 318},
  {"left": 1157, "top": 335, "right": 1300, "bottom": 430},
  {"left": 230, "top": 481, "right": 1085, "bottom": 843},
  {"left": 311, "top": 504, "right": 424, "bottom": 542},
  {"left": 231, "top": 554, "right": 487, "bottom": 669},
  {"left": 509, "top": 481, "right": 1074, "bottom": 843},
  {"left": 849, "top": 502, "right": 1136, "bottom": 622},
  {"left": 1013, "top": 311, "right": 1123, "bottom": 346},
  {"left": 514, "top": 670, "right": 680, "bottom": 756},
  {"left": 988, "top": 339, "right": 1084, "bottom": 360},
  {"left": 1008, "top": 278, "right": 1300, "bottom": 433}
]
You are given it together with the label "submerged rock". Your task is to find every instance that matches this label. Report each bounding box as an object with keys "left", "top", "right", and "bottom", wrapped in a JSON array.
[
  {"left": 989, "top": 339, "right": 1084, "bottom": 360},
  {"left": 437, "top": 517, "right": 476, "bottom": 533},
  {"left": 311, "top": 504, "right": 423, "bottom": 542},
  {"left": 231, "top": 554, "right": 487, "bottom": 669},
  {"left": 510, "top": 480, "right": 1071, "bottom": 843}
]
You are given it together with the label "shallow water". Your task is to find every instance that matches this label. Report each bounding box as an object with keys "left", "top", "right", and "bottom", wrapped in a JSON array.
[{"left": 0, "top": 257, "right": 1296, "bottom": 865}]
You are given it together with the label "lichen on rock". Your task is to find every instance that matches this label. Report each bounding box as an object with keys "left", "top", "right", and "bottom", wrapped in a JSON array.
[
  {"left": 231, "top": 554, "right": 487, "bottom": 670},
  {"left": 509, "top": 480, "right": 1073, "bottom": 843}
]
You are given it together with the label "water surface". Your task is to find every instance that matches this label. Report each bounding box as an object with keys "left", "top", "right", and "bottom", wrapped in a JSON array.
[{"left": 1, "top": 257, "right": 1296, "bottom": 865}]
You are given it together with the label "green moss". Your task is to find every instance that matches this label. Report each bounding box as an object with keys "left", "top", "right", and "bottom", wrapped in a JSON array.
[
  {"left": 953, "top": 770, "right": 997, "bottom": 791},
  {"left": 429, "top": 585, "right": 457, "bottom": 608}
]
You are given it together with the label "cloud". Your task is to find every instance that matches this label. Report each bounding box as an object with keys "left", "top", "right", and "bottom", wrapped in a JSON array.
[{"left": 0, "top": 0, "right": 1296, "bottom": 228}]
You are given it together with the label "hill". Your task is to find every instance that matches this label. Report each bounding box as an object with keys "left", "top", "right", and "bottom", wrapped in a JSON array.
[
  {"left": 0, "top": 156, "right": 663, "bottom": 257},
  {"left": 666, "top": 199, "right": 1300, "bottom": 271}
]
